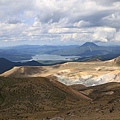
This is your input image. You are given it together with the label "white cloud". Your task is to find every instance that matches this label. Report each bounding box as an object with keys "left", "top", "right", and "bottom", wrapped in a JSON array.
[
  {"left": 93, "top": 27, "right": 116, "bottom": 42},
  {"left": 49, "top": 28, "right": 70, "bottom": 34},
  {"left": 115, "top": 31, "right": 120, "bottom": 41},
  {"left": 0, "top": 0, "right": 120, "bottom": 45},
  {"left": 73, "top": 20, "right": 91, "bottom": 27}
]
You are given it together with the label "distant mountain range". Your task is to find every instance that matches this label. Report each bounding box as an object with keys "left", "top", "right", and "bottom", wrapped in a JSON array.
[
  {"left": 0, "top": 42, "right": 120, "bottom": 61},
  {"left": 49, "top": 42, "right": 120, "bottom": 57}
]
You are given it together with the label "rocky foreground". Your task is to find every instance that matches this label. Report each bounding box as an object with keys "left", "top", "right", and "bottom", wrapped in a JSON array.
[{"left": 0, "top": 77, "right": 120, "bottom": 120}]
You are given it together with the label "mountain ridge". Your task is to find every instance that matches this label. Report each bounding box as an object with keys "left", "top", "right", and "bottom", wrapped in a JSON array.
[
  {"left": 81, "top": 42, "right": 98, "bottom": 47},
  {"left": 0, "top": 58, "right": 44, "bottom": 74}
]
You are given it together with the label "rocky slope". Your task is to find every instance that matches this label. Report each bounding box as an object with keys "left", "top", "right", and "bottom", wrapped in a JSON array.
[
  {"left": 59, "top": 82, "right": 120, "bottom": 120},
  {"left": 0, "top": 77, "right": 90, "bottom": 120}
]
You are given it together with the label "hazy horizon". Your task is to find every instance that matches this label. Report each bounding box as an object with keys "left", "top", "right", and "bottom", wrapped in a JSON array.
[{"left": 1, "top": 41, "right": 120, "bottom": 48}]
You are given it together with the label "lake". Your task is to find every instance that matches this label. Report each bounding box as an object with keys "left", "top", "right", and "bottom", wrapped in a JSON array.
[{"left": 31, "top": 54, "right": 79, "bottom": 61}]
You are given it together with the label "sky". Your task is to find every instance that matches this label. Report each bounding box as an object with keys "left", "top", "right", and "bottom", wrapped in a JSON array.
[{"left": 0, "top": 0, "right": 120, "bottom": 46}]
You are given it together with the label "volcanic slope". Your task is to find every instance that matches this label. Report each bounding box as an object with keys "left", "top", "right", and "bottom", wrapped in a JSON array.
[
  {"left": 1, "top": 57, "right": 120, "bottom": 86},
  {"left": 0, "top": 77, "right": 91, "bottom": 120},
  {"left": 58, "top": 82, "right": 120, "bottom": 120}
]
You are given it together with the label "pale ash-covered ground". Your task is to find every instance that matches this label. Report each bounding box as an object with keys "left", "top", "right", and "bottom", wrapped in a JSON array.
[
  {"left": 53, "top": 60, "right": 120, "bottom": 86},
  {"left": 1, "top": 59, "right": 120, "bottom": 86}
]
